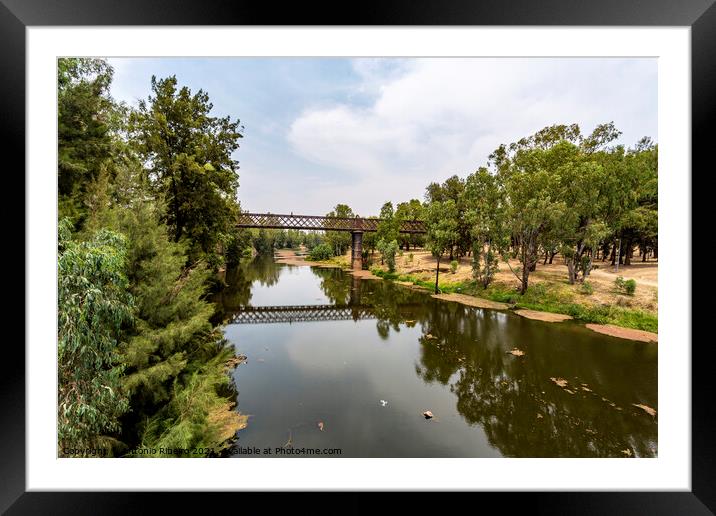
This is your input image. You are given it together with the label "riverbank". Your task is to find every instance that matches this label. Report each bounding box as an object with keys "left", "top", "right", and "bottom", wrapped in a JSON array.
[
  {"left": 372, "top": 249, "right": 657, "bottom": 335},
  {"left": 272, "top": 248, "right": 658, "bottom": 341}
]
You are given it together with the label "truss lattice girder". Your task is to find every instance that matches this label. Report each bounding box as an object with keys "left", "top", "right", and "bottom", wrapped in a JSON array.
[{"left": 236, "top": 213, "right": 426, "bottom": 233}]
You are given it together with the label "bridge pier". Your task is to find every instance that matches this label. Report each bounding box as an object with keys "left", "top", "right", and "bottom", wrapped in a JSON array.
[{"left": 351, "top": 231, "right": 363, "bottom": 270}]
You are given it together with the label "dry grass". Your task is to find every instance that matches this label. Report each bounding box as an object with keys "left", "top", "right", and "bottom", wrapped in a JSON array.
[{"left": 383, "top": 249, "right": 658, "bottom": 313}]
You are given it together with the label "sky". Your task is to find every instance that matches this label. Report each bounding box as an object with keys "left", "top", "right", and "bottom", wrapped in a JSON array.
[{"left": 107, "top": 57, "right": 657, "bottom": 216}]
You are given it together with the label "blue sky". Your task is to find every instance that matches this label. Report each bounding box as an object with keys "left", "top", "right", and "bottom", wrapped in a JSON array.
[{"left": 108, "top": 57, "right": 657, "bottom": 216}]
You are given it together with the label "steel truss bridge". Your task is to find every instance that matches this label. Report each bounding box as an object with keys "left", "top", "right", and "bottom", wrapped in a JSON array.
[
  {"left": 236, "top": 212, "right": 426, "bottom": 270},
  {"left": 236, "top": 212, "right": 426, "bottom": 234}
]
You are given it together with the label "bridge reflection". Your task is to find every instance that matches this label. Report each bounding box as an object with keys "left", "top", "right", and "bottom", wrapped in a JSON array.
[{"left": 228, "top": 303, "right": 422, "bottom": 324}]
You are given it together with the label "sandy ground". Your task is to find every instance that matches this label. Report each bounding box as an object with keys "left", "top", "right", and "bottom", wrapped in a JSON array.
[
  {"left": 382, "top": 249, "right": 658, "bottom": 313},
  {"left": 585, "top": 324, "right": 658, "bottom": 343},
  {"left": 514, "top": 309, "right": 573, "bottom": 322},
  {"left": 273, "top": 247, "right": 347, "bottom": 268},
  {"left": 432, "top": 293, "right": 509, "bottom": 310}
]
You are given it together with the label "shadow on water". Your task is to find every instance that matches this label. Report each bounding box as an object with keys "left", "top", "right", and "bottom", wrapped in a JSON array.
[{"left": 216, "top": 257, "right": 657, "bottom": 458}]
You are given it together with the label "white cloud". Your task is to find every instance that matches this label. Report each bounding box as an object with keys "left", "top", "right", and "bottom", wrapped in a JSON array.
[{"left": 287, "top": 58, "right": 656, "bottom": 212}]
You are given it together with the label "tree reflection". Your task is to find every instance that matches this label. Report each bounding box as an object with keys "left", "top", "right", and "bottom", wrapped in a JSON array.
[
  {"left": 211, "top": 255, "right": 282, "bottom": 322},
  {"left": 218, "top": 257, "right": 658, "bottom": 458},
  {"left": 414, "top": 301, "right": 658, "bottom": 457},
  {"left": 311, "top": 267, "right": 352, "bottom": 305}
]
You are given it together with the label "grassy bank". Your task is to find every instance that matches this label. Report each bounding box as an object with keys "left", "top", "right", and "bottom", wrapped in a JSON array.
[{"left": 370, "top": 268, "right": 657, "bottom": 333}]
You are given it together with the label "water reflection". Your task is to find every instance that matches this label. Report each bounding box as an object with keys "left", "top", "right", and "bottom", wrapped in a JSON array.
[{"left": 218, "top": 259, "right": 657, "bottom": 457}]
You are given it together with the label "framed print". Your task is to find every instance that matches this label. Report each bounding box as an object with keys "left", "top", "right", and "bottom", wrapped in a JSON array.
[{"left": 4, "top": 0, "right": 713, "bottom": 512}]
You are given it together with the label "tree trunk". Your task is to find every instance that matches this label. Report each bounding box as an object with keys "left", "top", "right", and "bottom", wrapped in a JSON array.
[
  {"left": 624, "top": 239, "right": 633, "bottom": 265},
  {"left": 549, "top": 251, "right": 556, "bottom": 264},
  {"left": 609, "top": 242, "right": 617, "bottom": 265},
  {"left": 521, "top": 256, "right": 529, "bottom": 294},
  {"left": 170, "top": 174, "right": 182, "bottom": 242},
  {"left": 434, "top": 255, "right": 441, "bottom": 294},
  {"left": 520, "top": 240, "right": 533, "bottom": 295}
]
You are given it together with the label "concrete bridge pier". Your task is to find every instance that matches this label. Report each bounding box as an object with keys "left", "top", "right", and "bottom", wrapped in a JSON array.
[{"left": 351, "top": 231, "right": 363, "bottom": 270}]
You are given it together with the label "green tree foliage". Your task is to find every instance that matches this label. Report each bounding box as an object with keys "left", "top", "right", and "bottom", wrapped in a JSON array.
[
  {"left": 377, "top": 239, "right": 399, "bottom": 272},
  {"left": 418, "top": 122, "right": 656, "bottom": 294},
  {"left": 324, "top": 204, "right": 354, "bottom": 256},
  {"left": 496, "top": 147, "right": 566, "bottom": 294},
  {"left": 362, "top": 216, "right": 379, "bottom": 255},
  {"left": 301, "top": 231, "right": 324, "bottom": 250},
  {"left": 58, "top": 59, "right": 246, "bottom": 457},
  {"left": 58, "top": 219, "right": 132, "bottom": 456},
  {"left": 376, "top": 202, "right": 399, "bottom": 249},
  {"left": 223, "top": 229, "right": 252, "bottom": 268},
  {"left": 105, "top": 193, "right": 243, "bottom": 454},
  {"left": 308, "top": 243, "right": 334, "bottom": 261},
  {"left": 464, "top": 167, "right": 506, "bottom": 289},
  {"left": 425, "top": 200, "right": 459, "bottom": 293},
  {"left": 251, "top": 228, "right": 275, "bottom": 255},
  {"left": 611, "top": 139, "right": 658, "bottom": 265},
  {"left": 58, "top": 58, "right": 117, "bottom": 227},
  {"left": 426, "top": 175, "right": 469, "bottom": 258},
  {"left": 395, "top": 199, "right": 426, "bottom": 250},
  {"left": 131, "top": 75, "right": 244, "bottom": 264}
]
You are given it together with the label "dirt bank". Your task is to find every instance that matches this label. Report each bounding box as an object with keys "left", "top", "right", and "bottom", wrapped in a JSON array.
[
  {"left": 431, "top": 293, "right": 509, "bottom": 310},
  {"left": 585, "top": 324, "right": 658, "bottom": 343},
  {"left": 514, "top": 309, "right": 573, "bottom": 322}
]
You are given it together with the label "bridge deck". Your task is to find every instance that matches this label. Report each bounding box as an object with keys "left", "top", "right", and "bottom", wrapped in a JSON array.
[{"left": 236, "top": 212, "right": 425, "bottom": 233}]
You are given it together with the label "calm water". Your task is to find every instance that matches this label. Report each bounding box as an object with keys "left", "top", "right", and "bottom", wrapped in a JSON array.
[{"left": 216, "top": 256, "right": 657, "bottom": 458}]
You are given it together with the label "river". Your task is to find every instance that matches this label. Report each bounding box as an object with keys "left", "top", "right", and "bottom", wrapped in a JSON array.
[{"left": 215, "top": 255, "right": 657, "bottom": 458}]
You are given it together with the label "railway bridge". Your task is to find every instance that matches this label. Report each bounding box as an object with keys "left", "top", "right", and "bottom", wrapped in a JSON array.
[{"left": 236, "top": 212, "right": 426, "bottom": 270}]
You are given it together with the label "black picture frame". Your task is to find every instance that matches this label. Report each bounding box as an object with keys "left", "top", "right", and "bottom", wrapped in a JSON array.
[{"left": 3, "top": 0, "right": 712, "bottom": 513}]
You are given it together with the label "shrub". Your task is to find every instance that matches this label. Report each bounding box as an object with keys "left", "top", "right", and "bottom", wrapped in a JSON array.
[
  {"left": 377, "top": 239, "right": 399, "bottom": 273},
  {"left": 308, "top": 243, "right": 333, "bottom": 261},
  {"left": 614, "top": 276, "right": 637, "bottom": 296},
  {"left": 580, "top": 281, "right": 594, "bottom": 295},
  {"left": 450, "top": 260, "right": 458, "bottom": 274},
  {"left": 614, "top": 276, "right": 625, "bottom": 291},
  {"left": 624, "top": 279, "right": 637, "bottom": 295}
]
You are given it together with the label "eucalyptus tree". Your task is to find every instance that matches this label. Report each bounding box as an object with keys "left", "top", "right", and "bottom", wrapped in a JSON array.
[
  {"left": 377, "top": 238, "right": 400, "bottom": 272},
  {"left": 425, "top": 200, "right": 459, "bottom": 294},
  {"left": 362, "top": 217, "right": 379, "bottom": 256},
  {"left": 616, "top": 139, "right": 658, "bottom": 264},
  {"left": 395, "top": 199, "right": 425, "bottom": 250},
  {"left": 325, "top": 203, "right": 354, "bottom": 256},
  {"left": 425, "top": 175, "right": 469, "bottom": 257},
  {"left": 491, "top": 127, "right": 572, "bottom": 294},
  {"left": 58, "top": 220, "right": 133, "bottom": 456},
  {"left": 464, "top": 167, "right": 506, "bottom": 289},
  {"left": 556, "top": 123, "right": 625, "bottom": 283},
  {"left": 376, "top": 202, "right": 399, "bottom": 264}
]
